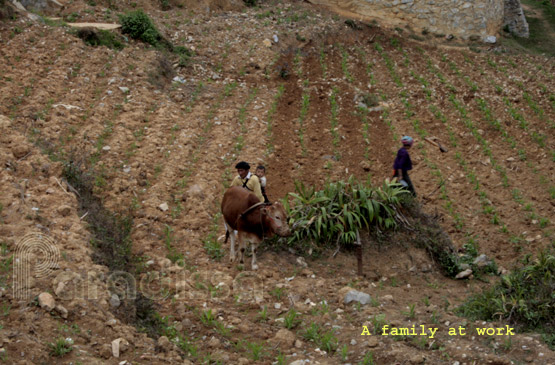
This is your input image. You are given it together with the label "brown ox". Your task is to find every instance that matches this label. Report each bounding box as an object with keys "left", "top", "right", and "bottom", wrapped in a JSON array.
[{"left": 221, "top": 186, "right": 291, "bottom": 270}]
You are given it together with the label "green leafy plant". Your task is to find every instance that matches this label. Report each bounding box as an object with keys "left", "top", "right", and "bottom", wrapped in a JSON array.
[
  {"left": 457, "top": 248, "right": 554, "bottom": 349},
  {"left": 48, "top": 338, "right": 73, "bottom": 357},
  {"left": 402, "top": 303, "right": 416, "bottom": 319},
  {"left": 283, "top": 309, "right": 301, "bottom": 329},
  {"left": 302, "top": 322, "right": 321, "bottom": 341},
  {"left": 285, "top": 176, "right": 405, "bottom": 252},
  {"left": 119, "top": 10, "right": 162, "bottom": 47},
  {"left": 360, "top": 351, "right": 375, "bottom": 365},
  {"left": 258, "top": 305, "right": 268, "bottom": 322},
  {"left": 245, "top": 341, "right": 266, "bottom": 360},
  {"left": 340, "top": 344, "right": 349, "bottom": 361},
  {"left": 199, "top": 309, "right": 216, "bottom": 327},
  {"left": 301, "top": 323, "right": 338, "bottom": 353},
  {"left": 271, "top": 287, "right": 286, "bottom": 300}
]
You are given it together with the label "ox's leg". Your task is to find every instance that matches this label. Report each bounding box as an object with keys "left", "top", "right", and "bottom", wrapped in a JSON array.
[
  {"left": 224, "top": 222, "right": 237, "bottom": 263},
  {"left": 251, "top": 242, "right": 259, "bottom": 271},
  {"left": 237, "top": 232, "right": 247, "bottom": 265}
]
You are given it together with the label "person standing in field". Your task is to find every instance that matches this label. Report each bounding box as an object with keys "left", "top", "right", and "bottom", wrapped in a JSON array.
[{"left": 393, "top": 136, "right": 416, "bottom": 197}]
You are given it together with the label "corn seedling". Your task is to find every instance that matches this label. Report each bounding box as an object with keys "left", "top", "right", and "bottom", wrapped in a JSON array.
[
  {"left": 319, "top": 45, "right": 328, "bottom": 79},
  {"left": 245, "top": 341, "right": 266, "bottom": 361},
  {"left": 329, "top": 87, "right": 341, "bottom": 159},
  {"left": 265, "top": 84, "right": 285, "bottom": 155},
  {"left": 283, "top": 309, "right": 301, "bottom": 329},
  {"left": 360, "top": 351, "right": 375, "bottom": 365},
  {"left": 258, "top": 305, "right": 268, "bottom": 322}
]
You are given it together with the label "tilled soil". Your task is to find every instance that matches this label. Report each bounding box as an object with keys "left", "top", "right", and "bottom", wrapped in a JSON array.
[{"left": 0, "top": 0, "right": 553, "bottom": 364}]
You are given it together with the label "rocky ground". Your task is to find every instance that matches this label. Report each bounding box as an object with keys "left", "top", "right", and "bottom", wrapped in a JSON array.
[{"left": 0, "top": 0, "right": 554, "bottom": 364}]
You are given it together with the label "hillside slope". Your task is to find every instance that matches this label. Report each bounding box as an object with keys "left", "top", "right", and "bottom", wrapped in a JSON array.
[{"left": 0, "top": 0, "right": 553, "bottom": 364}]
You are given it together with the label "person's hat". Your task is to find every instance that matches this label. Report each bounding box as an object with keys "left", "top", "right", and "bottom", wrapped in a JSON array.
[
  {"left": 235, "top": 161, "right": 250, "bottom": 170},
  {"left": 401, "top": 136, "right": 414, "bottom": 146}
]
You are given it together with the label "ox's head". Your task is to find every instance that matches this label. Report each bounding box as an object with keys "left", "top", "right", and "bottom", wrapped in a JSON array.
[{"left": 261, "top": 202, "right": 291, "bottom": 237}]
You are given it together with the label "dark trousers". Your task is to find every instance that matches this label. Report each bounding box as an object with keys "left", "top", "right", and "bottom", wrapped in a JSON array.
[
  {"left": 261, "top": 186, "right": 270, "bottom": 203},
  {"left": 394, "top": 170, "right": 416, "bottom": 197}
]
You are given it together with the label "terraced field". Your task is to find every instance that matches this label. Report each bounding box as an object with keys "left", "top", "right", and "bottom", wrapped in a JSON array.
[{"left": 0, "top": 0, "right": 553, "bottom": 363}]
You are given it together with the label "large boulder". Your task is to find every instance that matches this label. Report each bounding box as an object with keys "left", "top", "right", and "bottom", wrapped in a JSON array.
[{"left": 17, "top": 0, "right": 62, "bottom": 15}]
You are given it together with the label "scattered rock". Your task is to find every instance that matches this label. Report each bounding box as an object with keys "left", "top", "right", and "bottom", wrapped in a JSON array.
[
  {"left": 99, "top": 344, "right": 112, "bottom": 359},
  {"left": 296, "top": 256, "right": 307, "bottom": 268},
  {"left": 367, "top": 336, "right": 379, "bottom": 347},
  {"left": 262, "top": 39, "right": 272, "bottom": 47},
  {"left": 484, "top": 35, "right": 497, "bottom": 43},
  {"left": 186, "top": 184, "right": 205, "bottom": 200},
  {"left": 473, "top": 254, "right": 490, "bottom": 267},
  {"left": 211, "top": 350, "right": 230, "bottom": 362},
  {"left": 109, "top": 293, "right": 121, "bottom": 308},
  {"left": 55, "top": 304, "right": 68, "bottom": 319},
  {"left": 12, "top": 145, "right": 30, "bottom": 159},
  {"left": 344, "top": 290, "right": 372, "bottom": 305},
  {"left": 0, "top": 114, "right": 11, "bottom": 128},
  {"left": 271, "top": 328, "right": 296, "bottom": 347},
  {"left": 455, "top": 268, "right": 473, "bottom": 279},
  {"left": 118, "top": 86, "right": 129, "bottom": 94},
  {"left": 38, "top": 292, "right": 55, "bottom": 311},
  {"left": 159, "top": 258, "right": 172, "bottom": 268},
  {"left": 207, "top": 336, "right": 220, "bottom": 348},
  {"left": 112, "top": 338, "right": 129, "bottom": 358},
  {"left": 102, "top": 145, "right": 111, "bottom": 151},
  {"left": 459, "top": 263, "right": 470, "bottom": 270},
  {"left": 410, "top": 354, "right": 425, "bottom": 364},
  {"left": 295, "top": 339, "right": 303, "bottom": 348},
  {"left": 158, "top": 202, "right": 169, "bottom": 211},
  {"left": 359, "top": 160, "right": 371, "bottom": 171},
  {"left": 156, "top": 335, "right": 172, "bottom": 352},
  {"left": 56, "top": 205, "right": 72, "bottom": 217}
]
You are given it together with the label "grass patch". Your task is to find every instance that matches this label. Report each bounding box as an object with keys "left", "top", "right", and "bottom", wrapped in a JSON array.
[
  {"left": 47, "top": 338, "right": 73, "bottom": 357},
  {"left": 63, "top": 160, "right": 134, "bottom": 272},
  {"left": 118, "top": 8, "right": 192, "bottom": 62},
  {"left": 502, "top": 0, "right": 555, "bottom": 56},
  {"left": 457, "top": 248, "right": 554, "bottom": 349},
  {"left": 119, "top": 9, "right": 163, "bottom": 47},
  {"left": 62, "top": 158, "right": 175, "bottom": 348},
  {"left": 77, "top": 28, "right": 124, "bottom": 50}
]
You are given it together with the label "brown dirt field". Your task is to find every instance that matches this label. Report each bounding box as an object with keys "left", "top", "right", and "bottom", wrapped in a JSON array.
[{"left": 0, "top": 0, "right": 553, "bottom": 364}]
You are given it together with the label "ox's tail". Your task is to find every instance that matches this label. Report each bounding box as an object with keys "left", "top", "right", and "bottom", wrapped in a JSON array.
[{"left": 224, "top": 229, "right": 229, "bottom": 244}]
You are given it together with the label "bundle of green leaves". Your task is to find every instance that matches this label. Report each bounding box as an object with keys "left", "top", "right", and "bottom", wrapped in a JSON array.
[{"left": 284, "top": 176, "right": 406, "bottom": 250}]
